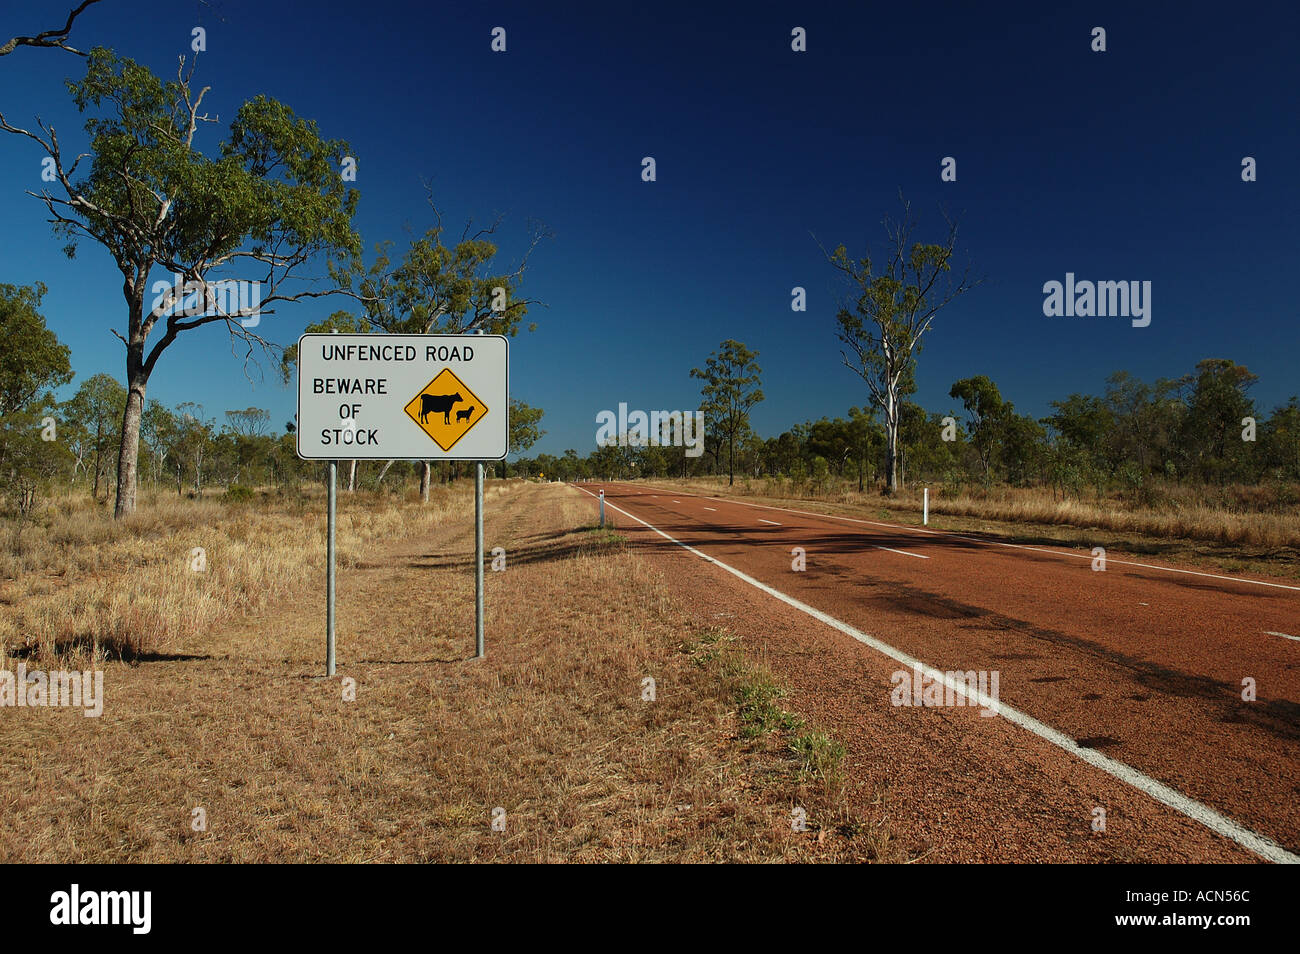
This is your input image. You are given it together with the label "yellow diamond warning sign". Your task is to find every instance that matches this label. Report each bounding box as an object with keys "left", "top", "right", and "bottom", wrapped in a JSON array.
[{"left": 403, "top": 368, "right": 489, "bottom": 452}]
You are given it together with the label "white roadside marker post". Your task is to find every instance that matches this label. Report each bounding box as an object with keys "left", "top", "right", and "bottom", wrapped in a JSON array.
[
  {"left": 923, "top": 487, "right": 929, "bottom": 526},
  {"left": 599, "top": 489, "right": 605, "bottom": 528}
]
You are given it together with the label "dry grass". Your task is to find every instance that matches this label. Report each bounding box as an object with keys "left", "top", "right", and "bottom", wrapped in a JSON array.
[
  {"left": 0, "top": 484, "right": 480, "bottom": 663},
  {"left": 0, "top": 481, "right": 880, "bottom": 862}
]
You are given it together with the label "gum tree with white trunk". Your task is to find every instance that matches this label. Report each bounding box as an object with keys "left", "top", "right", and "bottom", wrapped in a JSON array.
[
  {"left": 824, "top": 196, "right": 979, "bottom": 494},
  {"left": 0, "top": 50, "right": 362, "bottom": 516}
]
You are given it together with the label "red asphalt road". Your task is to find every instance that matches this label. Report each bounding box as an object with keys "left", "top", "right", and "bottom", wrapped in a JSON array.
[{"left": 573, "top": 481, "right": 1300, "bottom": 861}]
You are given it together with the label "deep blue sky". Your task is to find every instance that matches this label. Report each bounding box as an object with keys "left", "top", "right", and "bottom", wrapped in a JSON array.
[{"left": 1, "top": 0, "right": 1297, "bottom": 457}]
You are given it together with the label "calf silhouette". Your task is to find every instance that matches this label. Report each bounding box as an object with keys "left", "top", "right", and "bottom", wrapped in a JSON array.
[
  {"left": 455, "top": 405, "right": 475, "bottom": 423},
  {"left": 419, "top": 391, "right": 462, "bottom": 425}
]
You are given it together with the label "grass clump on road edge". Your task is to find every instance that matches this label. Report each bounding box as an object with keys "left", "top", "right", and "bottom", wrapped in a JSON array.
[
  {"left": 581, "top": 526, "right": 626, "bottom": 546},
  {"left": 689, "top": 627, "right": 847, "bottom": 803},
  {"left": 789, "top": 731, "right": 847, "bottom": 794}
]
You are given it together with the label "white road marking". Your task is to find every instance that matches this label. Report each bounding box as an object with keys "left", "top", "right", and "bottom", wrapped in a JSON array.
[
  {"left": 685, "top": 492, "right": 1300, "bottom": 593},
  {"left": 877, "top": 545, "right": 929, "bottom": 560},
  {"left": 703, "top": 507, "right": 717, "bottom": 511},
  {"left": 1265, "top": 631, "right": 1300, "bottom": 642},
  {"left": 673, "top": 500, "right": 681, "bottom": 503},
  {"left": 570, "top": 483, "right": 1299, "bottom": 865},
  {"left": 758, "top": 518, "right": 781, "bottom": 525}
]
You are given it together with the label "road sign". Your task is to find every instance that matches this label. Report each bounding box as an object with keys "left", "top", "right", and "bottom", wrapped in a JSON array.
[
  {"left": 402, "top": 367, "right": 490, "bottom": 452},
  {"left": 296, "top": 333, "right": 508, "bottom": 460}
]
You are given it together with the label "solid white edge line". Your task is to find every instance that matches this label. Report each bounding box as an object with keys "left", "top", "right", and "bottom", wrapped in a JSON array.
[
  {"left": 758, "top": 518, "right": 781, "bottom": 525},
  {"left": 569, "top": 483, "right": 1298, "bottom": 865},
  {"left": 1264, "top": 631, "right": 1300, "bottom": 642}
]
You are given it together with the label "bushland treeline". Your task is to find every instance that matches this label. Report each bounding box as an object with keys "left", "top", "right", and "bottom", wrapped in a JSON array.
[{"left": 516, "top": 358, "right": 1300, "bottom": 502}]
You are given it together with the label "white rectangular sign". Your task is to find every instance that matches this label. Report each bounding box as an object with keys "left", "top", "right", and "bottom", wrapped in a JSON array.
[{"left": 296, "top": 333, "right": 509, "bottom": 460}]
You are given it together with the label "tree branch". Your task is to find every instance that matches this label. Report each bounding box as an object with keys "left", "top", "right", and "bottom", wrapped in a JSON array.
[{"left": 0, "top": 0, "right": 103, "bottom": 58}]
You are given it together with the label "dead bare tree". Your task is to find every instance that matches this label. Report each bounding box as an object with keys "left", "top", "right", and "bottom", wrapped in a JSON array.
[{"left": 0, "top": 0, "right": 103, "bottom": 58}]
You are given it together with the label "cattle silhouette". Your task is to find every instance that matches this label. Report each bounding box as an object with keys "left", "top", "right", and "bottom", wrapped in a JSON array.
[
  {"left": 419, "top": 391, "right": 462, "bottom": 425},
  {"left": 456, "top": 405, "right": 475, "bottom": 423}
]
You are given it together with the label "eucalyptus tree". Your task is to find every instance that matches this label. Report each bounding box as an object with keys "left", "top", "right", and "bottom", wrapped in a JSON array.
[
  {"left": 690, "top": 339, "right": 763, "bottom": 486},
  {"left": 0, "top": 50, "right": 362, "bottom": 516},
  {"left": 825, "top": 196, "right": 978, "bottom": 493},
  {"left": 343, "top": 186, "right": 548, "bottom": 499}
]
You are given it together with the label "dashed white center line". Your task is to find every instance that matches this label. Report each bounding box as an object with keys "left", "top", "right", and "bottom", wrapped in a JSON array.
[
  {"left": 758, "top": 518, "right": 781, "bottom": 525},
  {"left": 876, "top": 545, "right": 929, "bottom": 560},
  {"left": 703, "top": 507, "right": 717, "bottom": 511},
  {"left": 1265, "top": 631, "right": 1299, "bottom": 642},
  {"left": 673, "top": 500, "right": 681, "bottom": 503}
]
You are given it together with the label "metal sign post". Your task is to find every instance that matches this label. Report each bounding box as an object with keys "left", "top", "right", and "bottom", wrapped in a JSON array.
[
  {"left": 475, "top": 461, "right": 485, "bottom": 659},
  {"left": 295, "top": 333, "right": 509, "bottom": 675},
  {"left": 326, "top": 460, "right": 337, "bottom": 676}
]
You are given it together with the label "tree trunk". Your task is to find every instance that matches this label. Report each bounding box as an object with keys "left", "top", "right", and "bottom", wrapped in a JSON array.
[
  {"left": 113, "top": 367, "right": 147, "bottom": 518},
  {"left": 884, "top": 402, "right": 899, "bottom": 494},
  {"left": 374, "top": 459, "right": 396, "bottom": 487},
  {"left": 113, "top": 281, "right": 151, "bottom": 519},
  {"left": 347, "top": 459, "right": 357, "bottom": 492},
  {"left": 419, "top": 461, "right": 431, "bottom": 502}
]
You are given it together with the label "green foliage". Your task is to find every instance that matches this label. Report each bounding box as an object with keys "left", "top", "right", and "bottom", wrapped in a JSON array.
[
  {"left": 690, "top": 339, "right": 763, "bottom": 486},
  {"left": 62, "top": 372, "right": 126, "bottom": 497},
  {"left": 343, "top": 191, "right": 547, "bottom": 338},
  {"left": 279, "top": 311, "right": 372, "bottom": 383},
  {"left": 789, "top": 731, "right": 846, "bottom": 786},
  {"left": 732, "top": 671, "right": 803, "bottom": 739},
  {"left": 0, "top": 283, "right": 74, "bottom": 517},
  {"left": 827, "top": 196, "right": 978, "bottom": 492},
  {"left": 1177, "top": 358, "right": 1258, "bottom": 483},
  {"left": 0, "top": 395, "right": 71, "bottom": 519},
  {"left": 1261, "top": 397, "right": 1300, "bottom": 481},
  {"left": 949, "top": 375, "right": 1005, "bottom": 481},
  {"left": 0, "top": 282, "right": 72, "bottom": 417},
  {"left": 508, "top": 399, "right": 545, "bottom": 456},
  {"left": 2, "top": 48, "right": 364, "bottom": 517}
]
